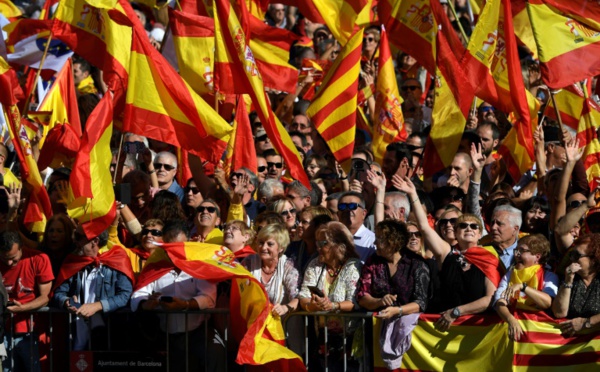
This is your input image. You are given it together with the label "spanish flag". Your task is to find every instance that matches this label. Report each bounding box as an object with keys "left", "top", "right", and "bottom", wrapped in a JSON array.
[
  {"left": 579, "top": 88, "right": 600, "bottom": 190},
  {"left": 512, "top": 0, "right": 538, "bottom": 58},
  {"left": 214, "top": 0, "right": 310, "bottom": 187},
  {"left": 169, "top": 8, "right": 215, "bottom": 96},
  {"left": 67, "top": 92, "right": 116, "bottom": 239},
  {"left": 122, "top": 2, "right": 232, "bottom": 164},
  {"left": 142, "top": 242, "right": 305, "bottom": 368},
  {"left": 527, "top": 0, "right": 600, "bottom": 89},
  {"left": 179, "top": 0, "right": 212, "bottom": 16},
  {"left": 51, "top": 0, "right": 132, "bottom": 90},
  {"left": 306, "top": 28, "right": 363, "bottom": 172},
  {"left": 372, "top": 24, "right": 406, "bottom": 165},
  {"left": 225, "top": 95, "right": 257, "bottom": 176},
  {"left": 544, "top": 84, "right": 586, "bottom": 131},
  {"left": 309, "top": 0, "right": 369, "bottom": 45},
  {"left": 0, "top": 0, "right": 22, "bottom": 18}
]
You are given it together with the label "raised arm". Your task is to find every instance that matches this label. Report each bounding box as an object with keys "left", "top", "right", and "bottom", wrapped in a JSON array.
[{"left": 552, "top": 139, "right": 583, "bottom": 229}]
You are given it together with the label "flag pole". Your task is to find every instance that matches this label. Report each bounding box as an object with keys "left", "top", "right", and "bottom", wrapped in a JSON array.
[
  {"left": 549, "top": 90, "right": 564, "bottom": 128},
  {"left": 22, "top": 34, "right": 53, "bottom": 119},
  {"left": 447, "top": 0, "right": 469, "bottom": 45},
  {"left": 113, "top": 132, "right": 125, "bottom": 184}
]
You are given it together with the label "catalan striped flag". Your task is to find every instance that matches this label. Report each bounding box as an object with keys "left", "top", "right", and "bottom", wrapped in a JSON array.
[
  {"left": 527, "top": 0, "right": 600, "bottom": 89},
  {"left": 121, "top": 1, "right": 232, "bottom": 164},
  {"left": 51, "top": 0, "right": 132, "bottom": 90},
  {"left": 372, "top": 24, "right": 406, "bottom": 164},
  {"left": 169, "top": 8, "right": 215, "bottom": 96},
  {"left": 248, "top": 14, "right": 299, "bottom": 93},
  {"left": 575, "top": 85, "right": 600, "bottom": 191},
  {"left": 67, "top": 92, "right": 116, "bottom": 239},
  {"left": 544, "top": 84, "right": 587, "bottom": 131},
  {"left": 309, "top": 0, "right": 369, "bottom": 45},
  {"left": 306, "top": 29, "right": 363, "bottom": 172},
  {"left": 375, "top": 312, "right": 600, "bottom": 370},
  {"left": 379, "top": 0, "right": 438, "bottom": 74},
  {"left": 149, "top": 242, "right": 305, "bottom": 368},
  {"left": 214, "top": 0, "right": 310, "bottom": 187}
]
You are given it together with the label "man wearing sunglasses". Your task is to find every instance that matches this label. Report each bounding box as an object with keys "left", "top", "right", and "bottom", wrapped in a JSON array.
[
  {"left": 263, "top": 149, "right": 285, "bottom": 181},
  {"left": 192, "top": 200, "right": 222, "bottom": 244},
  {"left": 254, "top": 127, "right": 273, "bottom": 155},
  {"left": 337, "top": 192, "right": 375, "bottom": 263},
  {"left": 154, "top": 151, "right": 184, "bottom": 202}
]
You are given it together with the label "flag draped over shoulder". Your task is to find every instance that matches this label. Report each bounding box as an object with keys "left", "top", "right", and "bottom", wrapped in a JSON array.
[
  {"left": 372, "top": 24, "right": 406, "bottom": 164},
  {"left": 51, "top": 0, "right": 132, "bottom": 90},
  {"left": 527, "top": 0, "right": 600, "bottom": 89},
  {"left": 169, "top": 8, "right": 215, "bottom": 96},
  {"left": 67, "top": 92, "right": 116, "bottom": 239},
  {"left": 306, "top": 29, "right": 364, "bottom": 171},
  {"left": 214, "top": 0, "right": 310, "bottom": 187},
  {"left": 155, "top": 242, "right": 305, "bottom": 368},
  {"left": 121, "top": 0, "right": 232, "bottom": 164}
]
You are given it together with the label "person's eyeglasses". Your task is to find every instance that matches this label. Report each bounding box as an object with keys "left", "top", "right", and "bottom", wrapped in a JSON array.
[
  {"left": 142, "top": 228, "right": 163, "bottom": 237},
  {"left": 197, "top": 206, "right": 217, "bottom": 213},
  {"left": 224, "top": 225, "right": 241, "bottom": 233},
  {"left": 185, "top": 186, "right": 201, "bottom": 195},
  {"left": 409, "top": 231, "right": 422, "bottom": 238},
  {"left": 479, "top": 106, "right": 495, "bottom": 113},
  {"left": 338, "top": 202, "right": 363, "bottom": 212},
  {"left": 458, "top": 222, "right": 480, "bottom": 230},
  {"left": 401, "top": 86, "right": 420, "bottom": 91},
  {"left": 568, "top": 200, "right": 586, "bottom": 209},
  {"left": 230, "top": 172, "right": 245, "bottom": 179},
  {"left": 438, "top": 218, "right": 457, "bottom": 226},
  {"left": 153, "top": 163, "right": 176, "bottom": 171},
  {"left": 316, "top": 240, "right": 329, "bottom": 248},
  {"left": 450, "top": 194, "right": 464, "bottom": 202},
  {"left": 255, "top": 134, "right": 268, "bottom": 142},
  {"left": 363, "top": 37, "right": 375, "bottom": 43},
  {"left": 516, "top": 247, "right": 530, "bottom": 255},
  {"left": 267, "top": 162, "right": 283, "bottom": 169},
  {"left": 280, "top": 208, "right": 296, "bottom": 217},
  {"left": 569, "top": 250, "right": 589, "bottom": 261},
  {"left": 257, "top": 166, "right": 267, "bottom": 172}
]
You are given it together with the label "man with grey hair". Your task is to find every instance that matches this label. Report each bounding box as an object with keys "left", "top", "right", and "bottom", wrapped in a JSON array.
[
  {"left": 489, "top": 205, "right": 522, "bottom": 270},
  {"left": 286, "top": 180, "right": 311, "bottom": 212},
  {"left": 154, "top": 151, "right": 184, "bottom": 202},
  {"left": 383, "top": 192, "right": 410, "bottom": 221},
  {"left": 257, "top": 178, "right": 284, "bottom": 205}
]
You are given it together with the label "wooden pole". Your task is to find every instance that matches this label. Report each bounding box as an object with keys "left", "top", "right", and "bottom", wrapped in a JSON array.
[{"left": 22, "top": 34, "right": 53, "bottom": 118}]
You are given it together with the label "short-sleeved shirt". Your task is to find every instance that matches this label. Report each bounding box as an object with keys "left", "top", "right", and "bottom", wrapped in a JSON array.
[{"left": 0, "top": 248, "right": 54, "bottom": 333}]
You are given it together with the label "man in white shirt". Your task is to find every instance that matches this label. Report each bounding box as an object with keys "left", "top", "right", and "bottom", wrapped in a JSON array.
[{"left": 337, "top": 191, "right": 376, "bottom": 263}]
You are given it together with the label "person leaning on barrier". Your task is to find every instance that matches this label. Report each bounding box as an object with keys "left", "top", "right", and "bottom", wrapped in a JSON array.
[
  {"left": 0, "top": 230, "right": 54, "bottom": 372},
  {"left": 494, "top": 234, "right": 558, "bottom": 341},
  {"left": 552, "top": 233, "right": 600, "bottom": 337},
  {"left": 52, "top": 225, "right": 134, "bottom": 350},
  {"left": 130, "top": 220, "right": 224, "bottom": 371}
]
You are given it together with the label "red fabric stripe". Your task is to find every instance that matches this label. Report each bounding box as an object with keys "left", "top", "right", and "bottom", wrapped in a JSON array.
[
  {"left": 179, "top": 0, "right": 211, "bottom": 17},
  {"left": 311, "top": 81, "right": 359, "bottom": 127},
  {"left": 385, "top": 18, "right": 435, "bottom": 74},
  {"left": 232, "top": 99, "right": 258, "bottom": 174},
  {"left": 169, "top": 9, "right": 214, "bottom": 37},
  {"left": 5, "top": 19, "right": 53, "bottom": 46},
  {"left": 254, "top": 60, "right": 298, "bottom": 94},
  {"left": 123, "top": 104, "right": 228, "bottom": 162},
  {"left": 214, "top": 61, "right": 241, "bottom": 95},
  {"left": 279, "top": 0, "right": 325, "bottom": 23},
  {"left": 542, "top": 0, "right": 600, "bottom": 23},
  {"left": 418, "top": 313, "right": 504, "bottom": 327},
  {"left": 540, "top": 41, "right": 600, "bottom": 89},
  {"left": 331, "top": 141, "right": 355, "bottom": 165},
  {"left": 248, "top": 15, "right": 299, "bottom": 52},
  {"left": 57, "top": 59, "right": 82, "bottom": 137},
  {"left": 81, "top": 203, "right": 117, "bottom": 241},
  {"left": 498, "top": 144, "right": 524, "bottom": 183},
  {"left": 521, "top": 330, "right": 600, "bottom": 345},
  {"left": 514, "top": 351, "right": 600, "bottom": 367},
  {"left": 320, "top": 111, "right": 357, "bottom": 141},
  {"left": 461, "top": 52, "right": 514, "bottom": 113}
]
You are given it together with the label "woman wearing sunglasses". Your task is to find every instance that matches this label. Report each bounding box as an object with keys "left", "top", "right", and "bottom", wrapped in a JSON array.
[
  {"left": 494, "top": 234, "right": 558, "bottom": 341},
  {"left": 394, "top": 175, "right": 501, "bottom": 329},
  {"left": 434, "top": 205, "right": 462, "bottom": 248},
  {"left": 298, "top": 221, "right": 362, "bottom": 371},
  {"left": 553, "top": 233, "right": 600, "bottom": 336},
  {"left": 108, "top": 218, "right": 163, "bottom": 276},
  {"left": 267, "top": 196, "right": 298, "bottom": 238}
]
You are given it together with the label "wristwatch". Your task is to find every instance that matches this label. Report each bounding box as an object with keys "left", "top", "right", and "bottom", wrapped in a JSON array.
[
  {"left": 584, "top": 318, "right": 592, "bottom": 329},
  {"left": 521, "top": 283, "right": 528, "bottom": 292},
  {"left": 451, "top": 307, "right": 461, "bottom": 318}
]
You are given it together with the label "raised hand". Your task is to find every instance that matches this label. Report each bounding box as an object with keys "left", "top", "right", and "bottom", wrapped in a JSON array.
[{"left": 565, "top": 139, "right": 584, "bottom": 163}]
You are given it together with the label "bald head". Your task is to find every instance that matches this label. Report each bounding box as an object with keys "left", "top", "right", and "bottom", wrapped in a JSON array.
[{"left": 449, "top": 152, "right": 473, "bottom": 191}]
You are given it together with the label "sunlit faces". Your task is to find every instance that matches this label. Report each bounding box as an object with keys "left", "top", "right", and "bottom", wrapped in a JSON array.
[
  {"left": 257, "top": 237, "right": 282, "bottom": 261},
  {"left": 437, "top": 211, "right": 460, "bottom": 242},
  {"left": 316, "top": 229, "right": 335, "bottom": 266},
  {"left": 185, "top": 180, "right": 203, "bottom": 209},
  {"left": 490, "top": 211, "right": 518, "bottom": 247},
  {"left": 455, "top": 219, "right": 482, "bottom": 245},
  {"left": 265, "top": 154, "right": 284, "bottom": 180},
  {"left": 514, "top": 243, "right": 540, "bottom": 269},
  {"left": 223, "top": 224, "right": 249, "bottom": 251},
  {"left": 141, "top": 224, "right": 163, "bottom": 251},
  {"left": 406, "top": 225, "right": 422, "bottom": 254},
  {"left": 277, "top": 201, "right": 297, "bottom": 229},
  {"left": 337, "top": 195, "right": 366, "bottom": 233},
  {"left": 154, "top": 154, "right": 177, "bottom": 186},
  {"left": 196, "top": 202, "right": 220, "bottom": 228}
]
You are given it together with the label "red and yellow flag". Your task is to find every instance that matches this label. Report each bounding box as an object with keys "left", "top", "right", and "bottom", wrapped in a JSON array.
[
  {"left": 527, "top": 0, "right": 600, "bottom": 89},
  {"left": 544, "top": 84, "right": 587, "bottom": 131},
  {"left": 225, "top": 96, "right": 258, "bottom": 176},
  {"left": 306, "top": 29, "right": 363, "bottom": 172},
  {"left": 67, "top": 92, "right": 116, "bottom": 239},
  {"left": 122, "top": 1, "right": 232, "bottom": 164},
  {"left": 169, "top": 8, "right": 215, "bottom": 96},
  {"left": 0, "top": 0, "right": 22, "bottom": 18},
  {"left": 372, "top": 24, "right": 406, "bottom": 164},
  {"left": 51, "top": 0, "right": 132, "bottom": 91},
  {"left": 214, "top": 0, "right": 310, "bottom": 186},
  {"left": 309, "top": 0, "right": 369, "bottom": 45},
  {"left": 179, "top": 0, "right": 212, "bottom": 16},
  {"left": 151, "top": 242, "right": 305, "bottom": 368},
  {"left": 512, "top": 0, "right": 537, "bottom": 58}
]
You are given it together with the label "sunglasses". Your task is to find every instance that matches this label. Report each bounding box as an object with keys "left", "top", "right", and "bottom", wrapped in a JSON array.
[
  {"left": 363, "top": 37, "right": 375, "bottom": 43},
  {"left": 255, "top": 134, "right": 268, "bottom": 142},
  {"left": 568, "top": 200, "right": 586, "bottom": 209},
  {"left": 142, "top": 228, "right": 163, "bottom": 237},
  {"left": 197, "top": 206, "right": 217, "bottom": 213},
  {"left": 280, "top": 208, "right": 297, "bottom": 217},
  {"left": 401, "top": 86, "right": 420, "bottom": 91},
  {"left": 479, "top": 106, "right": 495, "bottom": 113},
  {"left": 338, "top": 202, "right": 363, "bottom": 212},
  {"left": 224, "top": 225, "right": 241, "bottom": 233},
  {"left": 457, "top": 222, "right": 480, "bottom": 230},
  {"left": 409, "top": 231, "right": 422, "bottom": 238},
  {"left": 316, "top": 240, "right": 329, "bottom": 248},
  {"left": 230, "top": 172, "right": 245, "bottom": 179},
  {"left": 185, "top": 186, "right": 201, "bottom": 195},
  {"left": 516, "top": 247, "right": 531, "bottom": 255},
  {"left": 267, "top": 162, "right": 283, "bottom": 169},
  {"left": 257, "top": 166, "right": 267, "bottom": 172},
  {"left": 450, "top": 194, "right": 464, "bottom": 202},
  {"left": 438, "top": 218, "right": 457, "bottom": 226},
  {"left": 569, "top": 250, "right": 589, "bottom": 261},
  {"left": 153, "top": 162, "right": 176, "bottom": 171}
]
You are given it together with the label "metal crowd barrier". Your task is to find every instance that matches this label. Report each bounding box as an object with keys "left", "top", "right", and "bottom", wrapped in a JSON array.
[{"left": 4, "top": 307, "right": 230, "bottom": 372}]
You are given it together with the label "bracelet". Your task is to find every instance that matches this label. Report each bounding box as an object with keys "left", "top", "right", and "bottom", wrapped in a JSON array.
[
  {"left": 410, "top": 198, "right": 419, "bottom": 204},
  {"left": 521, "top": 283, "right": 528, "bottom": 292},
  {"left": 376, "top": 201, "right": 384, "bottom": 205},
  {"left": 285, "top": 304, "right": 293, "bottom": 313},
  {"left": 339, "top": 176, "right": 348, "bottom": 180},
  {"left": 117, "top": 204, "right": 126, "bottom": 210},
  {"left": 561, "top": 282, "right": 574, "bottom": 289},
  {"left": 398, "top": 306, "right": 403, "bottom": 317}
]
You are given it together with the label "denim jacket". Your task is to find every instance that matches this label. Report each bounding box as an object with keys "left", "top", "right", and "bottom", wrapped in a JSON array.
[{"left": 53, "top": 264, "right": 133, "bottom": 313}]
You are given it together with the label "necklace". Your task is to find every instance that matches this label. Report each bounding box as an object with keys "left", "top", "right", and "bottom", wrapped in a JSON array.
[
  {"left": 262, "top": 265, "right": 276, "bottom": 275},
  {"left": 327, "top": 265, "right": 341, "bottom": 278}
]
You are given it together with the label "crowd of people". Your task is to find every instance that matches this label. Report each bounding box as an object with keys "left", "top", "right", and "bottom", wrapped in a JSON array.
[{"left": 0, "top": 1, "right": 599, "bottom": 371}]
